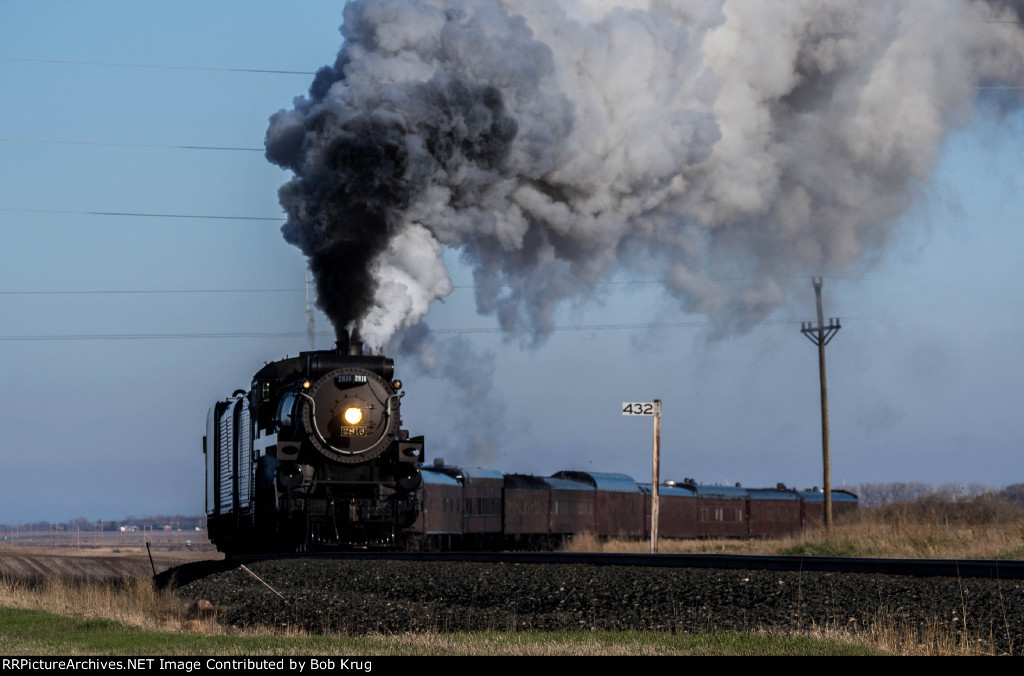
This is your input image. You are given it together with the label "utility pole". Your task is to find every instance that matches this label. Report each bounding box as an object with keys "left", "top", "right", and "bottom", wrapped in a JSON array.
[
  {"left": 651, "top": 400, "right": 661, "bottom": 554},
  {"left": 800, "top": 277, "right": 841, "bottom": 533}
]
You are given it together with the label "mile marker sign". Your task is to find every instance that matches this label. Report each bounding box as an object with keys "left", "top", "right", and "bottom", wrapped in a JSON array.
[{"left": 622, "top": 402, "right": 659, "bottom": 416}]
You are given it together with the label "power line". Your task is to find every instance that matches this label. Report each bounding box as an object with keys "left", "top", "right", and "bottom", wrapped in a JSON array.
[
  {"left": 448, "top": 277, "right": 869, "bottom": 289},
  {"left": 1, "top": 275, "right": 873, "bottom": 296},
  {"left": 12, "top": 204, "right": 1024, "bottom": 228},
  {"left": 0, "top": 288, "right": 303, "bottom": 296},
  {"left": 433, "top": 318, "right": 805, "bottom": 334},
  {"left": 0, "top": 138, "right": 263, "bottom": 152},
  {"left": 9, "top": 136, "right": 1024, "bottom": 162},
  {"left": 0, "top": 319, "right": 810, "bottom": 342},
  {"left": 0, "top": 331, "right": 314, "bottom": 342},
  {"left": 0, "top": 56, "right": 314, "bottom": 75},
  {"left": 0, "top": 208, "right": 282, "bottom": 222},
  {"left": 16, "top": 317, "right": 984, "bottom": 343}
]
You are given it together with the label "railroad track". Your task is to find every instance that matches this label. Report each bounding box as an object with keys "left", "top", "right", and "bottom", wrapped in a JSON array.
[
  {"left": 169, "top": 552, "right": 1024, "bottom": 652},
  {"left": 155, "top": 550, "right": 1024, "bottom": 589}
]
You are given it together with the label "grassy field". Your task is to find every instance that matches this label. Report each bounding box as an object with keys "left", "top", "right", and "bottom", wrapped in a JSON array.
[
  {"left": 564, "top": 494, "right": 1024, "bottom": 560},
  {"left": 0, "top": 526, "right": 217, "bottom": 556},
  {"left": 1, "top": 495, "right": 1020, "bottom": 656},
  {"left": 0, "top": 572, "right": 998, "bottom": 655},
  {"left": 0, "top": 605, "right": 883, "bottom": 656},
  {"left": 0, "top": 576, "right": 884, "bottom": 656}
]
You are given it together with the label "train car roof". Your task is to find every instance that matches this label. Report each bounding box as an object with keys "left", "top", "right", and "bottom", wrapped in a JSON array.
[
  {"left": 421, "top": 468, "right": 461, "bottom": 487},
  {"left": 639, "top": 483, "right": 698, "bottom": 498},
  {"left": 546, "top": 476, "right": 594, "bottom": 492},
  {"left": 692, "top": 484, "right": 749, "bottom": 499},
  {"left": 458, "top": 467, "right": 504, "bottom": 483},
  {"left": 504, "top": 474, "right": 550, "bottom": 490},
  {"left": 424, "top": 464, "right": 503, "bottom": 484},
  {"left": 551, "top": 471, "right": 641, "bottom": 493},
  {"left": 746, "top": 487, "right": 801, "bottom": 501},
  {"left": 798, "top": 489, "right": 859, "bottom": 503}
]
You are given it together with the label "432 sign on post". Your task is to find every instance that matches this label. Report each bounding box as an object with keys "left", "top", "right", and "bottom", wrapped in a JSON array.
[{"left": 622, "top": 402, "right": 659, "bottom": 416}]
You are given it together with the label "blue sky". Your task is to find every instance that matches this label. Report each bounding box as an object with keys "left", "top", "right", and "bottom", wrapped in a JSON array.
[{"left": 1, "top": 2, "right": 1022, "bottom": 523}]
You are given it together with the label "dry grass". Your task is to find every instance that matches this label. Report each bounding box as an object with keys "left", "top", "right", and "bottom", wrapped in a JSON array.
[
  {"left": 580, "top": 520, "right": 1024, "bottom": 559},
  {"left": 778, "top": 619, "right": 986, "bottom": 656},
  {"left": 562, "top": 495, "right": 1024, "bottom": 560},
  {"left": 0, "top": 575, "right": 222, "bottom": 635}
]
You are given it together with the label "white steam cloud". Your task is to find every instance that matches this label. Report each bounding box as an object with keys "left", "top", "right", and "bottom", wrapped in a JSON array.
[{"left": 266, "top": 0, "right": 1024, "bottom": 350}]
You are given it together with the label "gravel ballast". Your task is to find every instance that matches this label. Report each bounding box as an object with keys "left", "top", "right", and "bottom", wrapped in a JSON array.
[{"left": 178, "top": 559, "right": 1024, "bottom": 653}]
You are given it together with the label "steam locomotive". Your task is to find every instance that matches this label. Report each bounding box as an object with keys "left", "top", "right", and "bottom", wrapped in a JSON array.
[
  {"left": 204, "top": 333, "right": 424, "bottom": 554},
  {"left": 205, "top": 344, "right": 857, "bottom": 555}
]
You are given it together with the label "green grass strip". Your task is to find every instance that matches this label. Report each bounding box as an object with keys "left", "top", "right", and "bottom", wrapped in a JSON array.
[{"left": 0, "top": 607, "right": 882, "bottom": 656}]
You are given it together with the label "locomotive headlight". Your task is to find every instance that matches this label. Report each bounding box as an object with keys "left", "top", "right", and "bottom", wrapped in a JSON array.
[{"left": 343, "top": 407, "right": 363, "bottom": 425}]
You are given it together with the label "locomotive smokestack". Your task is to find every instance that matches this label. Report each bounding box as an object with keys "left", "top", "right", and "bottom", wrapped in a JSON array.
[
  {"left": 348, "top": 329, "right": 364, "bottom": 357},
  {"left": 335, "top": 328, "right": 350, "bottom": 355}
]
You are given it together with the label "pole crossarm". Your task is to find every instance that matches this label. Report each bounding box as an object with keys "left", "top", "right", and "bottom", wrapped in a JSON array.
[{"left": 801, "top": 319, "right": 841, "bottom": 346}]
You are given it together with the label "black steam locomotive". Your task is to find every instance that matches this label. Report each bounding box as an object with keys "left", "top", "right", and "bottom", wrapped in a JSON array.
[
  {"left": 205, "top": 341, "right": 859, "bottom": 556},
  {"left": 204, "top": 333, "right": 424, "bottom": 554}
]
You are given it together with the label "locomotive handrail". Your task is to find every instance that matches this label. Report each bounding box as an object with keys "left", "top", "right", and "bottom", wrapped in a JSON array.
[{"left": 297, "top": 390, "right": 333, "bottom": 451}]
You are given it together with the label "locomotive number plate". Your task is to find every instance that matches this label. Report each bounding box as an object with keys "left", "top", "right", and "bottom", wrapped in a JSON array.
[{"left": 341, "top": 427, "right": 368, "bottom": 436}]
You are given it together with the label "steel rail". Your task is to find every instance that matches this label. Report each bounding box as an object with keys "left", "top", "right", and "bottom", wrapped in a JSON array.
[{"left": 155, "top": 551, "right": 1024, "bottom": 589}]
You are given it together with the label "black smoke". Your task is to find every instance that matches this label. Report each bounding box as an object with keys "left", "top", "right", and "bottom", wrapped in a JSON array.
[{"left": 267, "top": 69, "right": 518, "bottom": 341}]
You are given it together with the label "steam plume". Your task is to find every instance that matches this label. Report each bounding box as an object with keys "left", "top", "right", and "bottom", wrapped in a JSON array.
[{"left": 266, "top": 0, "right": 1024, "bottom": 350}]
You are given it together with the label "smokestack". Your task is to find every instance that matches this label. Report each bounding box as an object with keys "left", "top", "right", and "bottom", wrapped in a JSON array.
[
  {"left": 334, "top": 328, "right": 349, "bottom": 355},
  {"left": 348, "top": 329, "right": 364, "bottom": 357}
]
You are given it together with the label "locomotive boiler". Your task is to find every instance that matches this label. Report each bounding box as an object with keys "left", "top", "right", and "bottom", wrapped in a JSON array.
[{"left": 205, "top": 333, "right": 424, "bottom": 554}]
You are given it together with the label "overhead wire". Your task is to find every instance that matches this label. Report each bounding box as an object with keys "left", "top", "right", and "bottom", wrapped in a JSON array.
[
  {"left": 0, "top": 208, "right": 282, "bottom": 222},
  {"left": 0, "top": 138, "right": 263, "bottom": 152},
  {"left": 0, "top": 319, "right": 809, "bottom": 342},
  {"left": 0, "top": 56, "right": 315, "bottom": 75},
  {"left": 0, "top": 275, "right": 876, "bottom": 296},
  {"left": 11, "top": 207, "right": 1024, "bottom": 226},
  {"left": 0, "top": 288, "right": 304, "bottom": 295}
]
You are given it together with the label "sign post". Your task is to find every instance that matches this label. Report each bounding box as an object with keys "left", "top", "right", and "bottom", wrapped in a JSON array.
[{"left": 622, "top": 400, "right": 662, "bottom": 553}]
